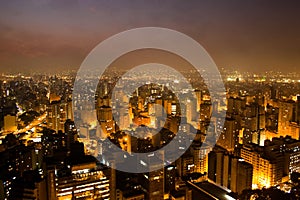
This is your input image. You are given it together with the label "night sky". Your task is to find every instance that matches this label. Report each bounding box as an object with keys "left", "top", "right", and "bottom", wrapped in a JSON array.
[{"left": 0, "top": 0, "right": 300, "bottom": 73}]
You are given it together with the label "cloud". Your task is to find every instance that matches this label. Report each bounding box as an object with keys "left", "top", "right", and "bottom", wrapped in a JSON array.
[{"left": 0, "top": 0, "right": 300, "bottom": 73}]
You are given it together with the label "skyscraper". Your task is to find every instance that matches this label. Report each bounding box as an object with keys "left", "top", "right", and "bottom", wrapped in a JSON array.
[
  {"left": 47, "top": 100, "right": 73, "bottom": 133},
  {"left": 208, "top": 146, "right": 252, "bottom": 194}
]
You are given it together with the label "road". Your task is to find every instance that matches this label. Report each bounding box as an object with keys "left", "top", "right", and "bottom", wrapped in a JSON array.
[
  {"left": 0, "top": 113, "right": 47, "bottom": 139},
  {"left": 15, "top": 113, "right": 47, "bottom": 134}
]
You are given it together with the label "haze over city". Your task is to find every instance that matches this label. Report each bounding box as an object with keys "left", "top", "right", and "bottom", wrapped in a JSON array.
[{"left": 0, "top": 0, "right": 300, "bottom": 73}]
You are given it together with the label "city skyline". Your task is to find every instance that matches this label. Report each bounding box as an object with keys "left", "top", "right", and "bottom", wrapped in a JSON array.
[
  {"left": 1, "top": 70, "right": 300, "bottom": 199},
  {"left": 1, "top": 1, "right": 300, "bottom": 200}
]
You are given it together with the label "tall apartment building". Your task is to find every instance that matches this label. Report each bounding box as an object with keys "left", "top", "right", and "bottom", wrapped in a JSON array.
[
  {"left": 240, "top": 136, "right": 300, "bottom": 189},
  {"left": 208, "top": 146, "right": 253, "bottom": 194},
  {"left": 47, "top": 100, "right": 73, "bottom": 132},
  {"left": 47, "top": 156, "right": 110, "bottom": 200},
  {"left": 240, "top": 143, "right": 284, "bottom": 188}
]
